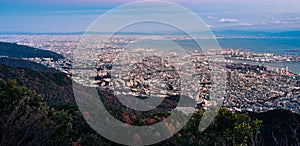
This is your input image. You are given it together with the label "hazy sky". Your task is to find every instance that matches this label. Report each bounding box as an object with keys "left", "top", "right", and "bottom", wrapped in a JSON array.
[{"left": 1, "top": 0, "right": 300, "bottom": 32}]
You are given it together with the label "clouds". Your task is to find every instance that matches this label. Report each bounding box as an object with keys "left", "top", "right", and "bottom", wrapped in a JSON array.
[
  {"left": 217, "top": 18, "right": 253, "bottom": 26},
  {"left": 206, "top": 25, "right": 213, "bottom": 28},
  {"left": 210, "top": 17, "right": 253, "bottom": 28},
  {"left": 207, "top": 16, "right": 216, "bottom": 20},
  {"left": 48, "top": 10, "right": 108, "bottom": 14},
  {"left": 1, "top": 0, "right": 300, "bottom": 32},
  {"left": 238, "top": 22, "right": 253, "bottom": 26},
  {"left": 212, "top": 16, "right": 300, "bottom": 30},
  {"left": 286, "top": 17, "right": 300, "bottom": 22},
  {"left": 218, "top": 18, "right": 238, "bottom": 23},
  {"left": 269, "top": 17, "right": 300, "bottom": 25}
]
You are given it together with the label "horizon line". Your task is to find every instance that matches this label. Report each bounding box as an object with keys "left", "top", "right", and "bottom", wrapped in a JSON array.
[{"left": 1, "top": 30, "right": 300, "bottom": 36}]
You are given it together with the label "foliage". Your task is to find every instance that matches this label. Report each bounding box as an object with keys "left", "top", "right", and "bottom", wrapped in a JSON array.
[
  {"left": 3, "top": 61, "right": 299, "bottom": 146},
  {"left": 158, "top": 107, "right": 262, "bottom": 146},
  {"left": 0, "top": 64, "right": 74, "bottom": 104},
  {"left": 0, "top": 78, "right": 262, "bottom": 145},
  {"left": 1, "top": 42, "right": 299, "bottom": 145},
  {"left": 249, "top": 109, "right": 300, "bottom": 145},
  {"left": 0, "top": 79, "right": 72, "bottom": 145}
]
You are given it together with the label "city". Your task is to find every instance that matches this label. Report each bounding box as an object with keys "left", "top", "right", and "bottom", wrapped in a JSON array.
[
  {"left": 1, "top": 34, "right": 299, "bottom": 114},
  {"left": 1, "top": 0, "right": 300, "bottom": 145}
]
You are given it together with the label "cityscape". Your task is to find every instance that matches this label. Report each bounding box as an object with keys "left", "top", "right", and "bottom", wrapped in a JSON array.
[
  {"left": 1, "top": 34, "right": 299, "bottom": 114},
  {"left": 1, "top": 0, "right": 300, "bottom": 145}
]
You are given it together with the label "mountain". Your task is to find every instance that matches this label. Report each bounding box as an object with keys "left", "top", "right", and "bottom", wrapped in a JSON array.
[
  {"left": 0, "top": 57, "right": 58, "bottom": 72},
  {"left": 249, "top": 109, "right": 300, "bottom": 145},
  {"left": 2, "top": 30, "right": 300, "bottom": 37},
  {"left": 0, "top": 41, "right": 64, "bottom": 60},
  {"left": 0, "top": 42, "right": 299, "bottom": 145},
  {"left": 0, "top": 57, "right": 299, "bottom": 145},
  {"left": 214, "top": 30, "right": 300, "bottom": 38},
  {"left": 0, "top": 62, "right": 74, "bottom": 104}
]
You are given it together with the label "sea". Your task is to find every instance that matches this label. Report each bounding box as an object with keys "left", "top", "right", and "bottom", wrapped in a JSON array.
[
  {"left": 130, "top": 37, "right": 300, "bottom": 74},
  {"left": 176, "top": 38, "right": 300, "bottom": 74}
]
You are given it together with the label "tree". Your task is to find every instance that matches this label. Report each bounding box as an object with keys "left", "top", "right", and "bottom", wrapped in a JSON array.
[
  {"left": 0, "top": 79, "right": 72, "bottom": 145},
  {"left": 161, "top": 107, "right": 262, "bottom": 145},
  {"left": 0, "top": 79, "right": 263, "bottom": 145},
  {"left": 199, "top": 107, "right": 262, "bottom": 145}
]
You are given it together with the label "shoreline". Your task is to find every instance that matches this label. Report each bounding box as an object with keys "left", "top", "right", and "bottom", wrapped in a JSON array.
[{"left": 231, "top": 59, "right": 300, "bottom": 75}]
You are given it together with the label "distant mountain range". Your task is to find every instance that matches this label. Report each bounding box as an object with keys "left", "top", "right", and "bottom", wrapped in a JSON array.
[
  {"left": 213, "top": 30, "right": 300, "bottom": 38},
  {"left": 1, "top": 30, "right": 300, "bottom": 37}
]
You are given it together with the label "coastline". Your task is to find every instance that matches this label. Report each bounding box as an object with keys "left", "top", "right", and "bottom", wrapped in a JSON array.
[{"left": 231, "top": 59, "right": 300, "bottom": 75}]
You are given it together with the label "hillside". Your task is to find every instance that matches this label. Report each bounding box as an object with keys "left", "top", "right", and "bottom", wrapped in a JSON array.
[
  {"left": 0, "top": 59, "right": 299, "bottom": 145},
  {"left": 0, "top": 62, "right": 74, "bottom": 104},
  {"left": 0, "top": 41, "right": 64, "bottom": 60},
  {"left": 0, "top": 57, "right": 58, "bottom": 72},
  {"left": 249, "top": 109, "right": 300, "bottom": 145},
  {"left": 0, "top": 41, "right": 299, "bottom": 145}
]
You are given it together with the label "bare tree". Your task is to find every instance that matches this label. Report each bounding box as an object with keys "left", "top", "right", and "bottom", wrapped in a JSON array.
[
  {"left": 272, "top": 131, "right": 279, "bottom": 145},
  {"left": 249, "top": 132, "right": 264, "bottom": 146},
  {"left": 289, "top": 117, "right": 300, "bottom": 146}
]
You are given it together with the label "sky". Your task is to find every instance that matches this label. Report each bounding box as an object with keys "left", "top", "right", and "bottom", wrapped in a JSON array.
[{"left": 0, "top": 0, "right": 300, "bottom": 33}]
